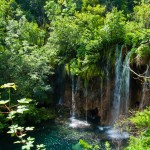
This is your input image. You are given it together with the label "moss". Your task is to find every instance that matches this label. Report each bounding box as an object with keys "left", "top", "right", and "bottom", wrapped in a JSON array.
[{"left": 135, "top": 44, "right": 150, "bottom": 65}]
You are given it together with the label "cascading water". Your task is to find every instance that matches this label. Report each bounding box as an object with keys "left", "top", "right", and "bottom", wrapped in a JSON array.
[
  {"left": 112, "top": 46, "right": 132, "bottom": 123},
  {"left": 70, "top": 77, "right": 90, "bottom": 128},
  {"left": 85, "top": 87, "right": 88, "bottom": 122},
  {"left": 100, "top": 77, "right": 103, "bottom": 121},
  {"left": 75, "top": 76, "right": 80, "bottom": 95},
  {"left": 105, "top": 51, "right": 111, "bottom": 123},
  {"left": 71, "top": 75, "right": 76, "bottom": 118},
  {"left": 71, "top": 76, "right": 80, "bottom": 118},
  {"left": 112, "top": 45, "right": 122, "bottom": 123},
  {"left": 121, "top": 52, "right": 131, "bottom": 116}
]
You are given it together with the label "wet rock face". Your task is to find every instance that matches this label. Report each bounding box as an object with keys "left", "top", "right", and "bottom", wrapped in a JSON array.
[
  {"left": 58, "top": 71, "right": 149, "bottom": 125},
  {"left": 62, "top": 77, "right": 114, "bottom": 125}
]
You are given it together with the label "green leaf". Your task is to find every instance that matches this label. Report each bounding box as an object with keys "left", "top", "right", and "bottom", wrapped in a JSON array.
[
  {"left": 14, "top": 141, "right": 22, "bottom": 144},
  {"left": 0, "top": 100, "right": 9, "bottom": 105},
  {"left": 7, "top": 111, "right": 16, "bottom": 120},
  {"left": 27, "top": 137, "right": 35, "bottom": 141},
  {"left": 11, "top": 133, "right": 15, "bottom": 137},
  {"left": 25, "top": 127, "right": 34, "bottom": 131},
  {"left": 18, "top": 134, "right": 26, "bottom": 138},
  {"left": 22, "top": 141, "right": 34, "bottom": 150},
  {"left": 1, "top": 83, "right": 16, "bottom": 90},
  {"left": 17, "top": 98, "right": 32, "bottom": 104},
  {"left": 36, "top": 144, "right": 46, "bottom": 150},
  {"left": 17, "top": 105, "right": 28, "bottom": 113}
]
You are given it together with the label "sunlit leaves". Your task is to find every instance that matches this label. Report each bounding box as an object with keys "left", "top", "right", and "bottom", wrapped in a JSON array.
[
  {"left": 44, "top": 0, "right": 76, "bottom": 20},
  {"left": 0, "top": 8, "right": 52, "bottom": 100},
  {"left": 7, "top": 111, "right": 16, "bottom": 120},
  {"left": 134, "top": 3, "right": 150, "bottom": 29},
  {"left": 17, "top": 98, "right": 32, "bottom": 104},
  {"left": 130, "top": 107, "right": 150, "bottom": 128},
  {"left": 0, "top": 100, "right": 10, "bottom": 105},
  {"left": 1, "top": 83, "right": 16, "bottom": 90},
  {"left": 36, "top": 144, "right": 46, "bottom": 150},
  {"left": 0, "top": 82, "right": 46, "bottom": 149},
  {"left": 104, "top": 8, "right": 126, "bottom": 43},
  {"left": 79, "top": 139, "right": 92, "bottom": 149},
  {"left": 16, "top": 105, "right": 28, "bottom": 113},
  {"left": 135, "top": 44, "right": 150, "bottom": 65},
  {"left": 125, "top": 107, "right": 150, "bottom": 150},
  {"left": 25, "top": 127, "right": 34, "bottom": 131},
  {"left": 7, "top": 124, "right": 21, "bottom": 134},
  {"left": 22, "top": 140, "right": 34, "bottom": 150}
]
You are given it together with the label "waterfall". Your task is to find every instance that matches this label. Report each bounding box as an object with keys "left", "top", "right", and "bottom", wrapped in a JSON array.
[
  {"left": 112, "top": 46, "right": 132, "bottom": 123},
  {"left": 85, "top": 87, "right": 88, "bottom": 122},
  {"left": 105, "top": 50, "right": 111, "bottom": 124},
  {"left": 100, "top": 77, "right": 103, "bottom": 121},
  {"left": 75, "top": 76, "right": 80, "bottom": 95},
  {"left": 71, "top": 75, "right": 76, "bottom": 118},
  {"left": 112, "top": 45, "right": 122, "bottom": 123},
  {"left": 121, "top": 52, "right": 131, "bottom": 116}
]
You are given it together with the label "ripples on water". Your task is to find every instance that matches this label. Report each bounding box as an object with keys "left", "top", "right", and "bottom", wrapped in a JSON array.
[{"left": 0, "top": 118, "right": 129, "bottom": 150}]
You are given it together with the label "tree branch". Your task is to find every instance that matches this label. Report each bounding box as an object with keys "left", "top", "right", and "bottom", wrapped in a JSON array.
[{"left": 127, "top": 66, "right": 150, "bottom": 79}]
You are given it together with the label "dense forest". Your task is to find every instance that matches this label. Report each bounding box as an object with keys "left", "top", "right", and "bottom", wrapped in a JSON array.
[{"left": 0, "top": 0, "right": 150, "bottom": 149}]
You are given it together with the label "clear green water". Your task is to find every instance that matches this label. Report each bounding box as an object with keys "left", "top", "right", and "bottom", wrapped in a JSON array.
[{"left": 0, "top": 118, "right": 128, "bottom": 150}]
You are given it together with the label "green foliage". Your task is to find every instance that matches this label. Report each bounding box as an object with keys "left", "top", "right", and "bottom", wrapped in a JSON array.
[
  {"left": 104, "top": 8, "right": 126, "bottom": 43},
  {"left": 124, "top": 2, "right": 150, "bottom": 50},
  {"left": 130, "top": 107, "right": 150, "bottom": 128},
  {"left": 16, "top": 0, "right": 47, "bottom": 25},
  {"left": 133, "top": 3, "right": 150, "bottom": 29},
  {"left": 0, "top": 0, "right": 149, "bottom": 149},
  {"left": 1, "top": 0, "right": 149, "bottom": 103},
  {"left": 73, "top": 139, "right": 100, "bottom": 150},
  {"left": 0, "top": 83, "right": 46, "bottom": 150},
  {"left": 0, "top": 113, "right": 8, "bottom": 132},
  {"left": 0, "top": 3, "right": 53, "bottom": 103},
  {"left": 79, "top": 139, "right": 93, "bottom": 149},
  {"left": 45, "top": 2, "right": 107, "bottom": 80},
  {"left": 20, "top": 106, "right": 56, "bottom": 124},
  {"left": 105, "top": 141, "right": 111, "bottom": 150},
  {"left": 135, "top": 44, "right": 150, "bottom": 65},
  {"left": 125, "top": 107, "right": 150, "bottom": 150},
  {"left": 125, "top": 134, "right": 150, "bottom": 150},
  {"left": 44, "top": 0, "right": 76, "bottom": 21}
]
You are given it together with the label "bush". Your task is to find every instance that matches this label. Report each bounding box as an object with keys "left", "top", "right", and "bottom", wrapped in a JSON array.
[{"left": 125, "top": 107, "right": 150, "bottom": 150}]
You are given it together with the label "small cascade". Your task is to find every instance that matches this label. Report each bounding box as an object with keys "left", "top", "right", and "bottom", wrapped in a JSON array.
[
  {"left": 105, "top": 51, "right": 111, "bottom": 124},
  {"left": 75, "top": 76, "right": 80, "bottom": 95},
  {"left": 69, "top": 77, "right": 90, "bottom": 128},
  {"left": 100, "top": 77, "right": 103, "bottom": 121},
  {"left": 112, "top": 45, "right": 123, "bottom": 123},
  {"left": 71, "top": 76, "right": 80, "bottom": 118},
  {"left": 71, "top": 75, "right": 76, "bottom": 118},
  {"left": 121, "top": 52, "right": 131, "bottom": 116},
  {"left": 85, "top": 87, "right": 88, "bottom": 122}
]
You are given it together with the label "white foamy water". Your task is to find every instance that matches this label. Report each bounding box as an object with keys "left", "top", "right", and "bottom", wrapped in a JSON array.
[
  {"left": 106, "top": 128, "right": 129, "bottom": 139},
  {"left": 69, "top": 118, "right": 90, "bottom": 128},
  {"left": 98, "top": 126, "right": 111, "bottom": 131}
]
